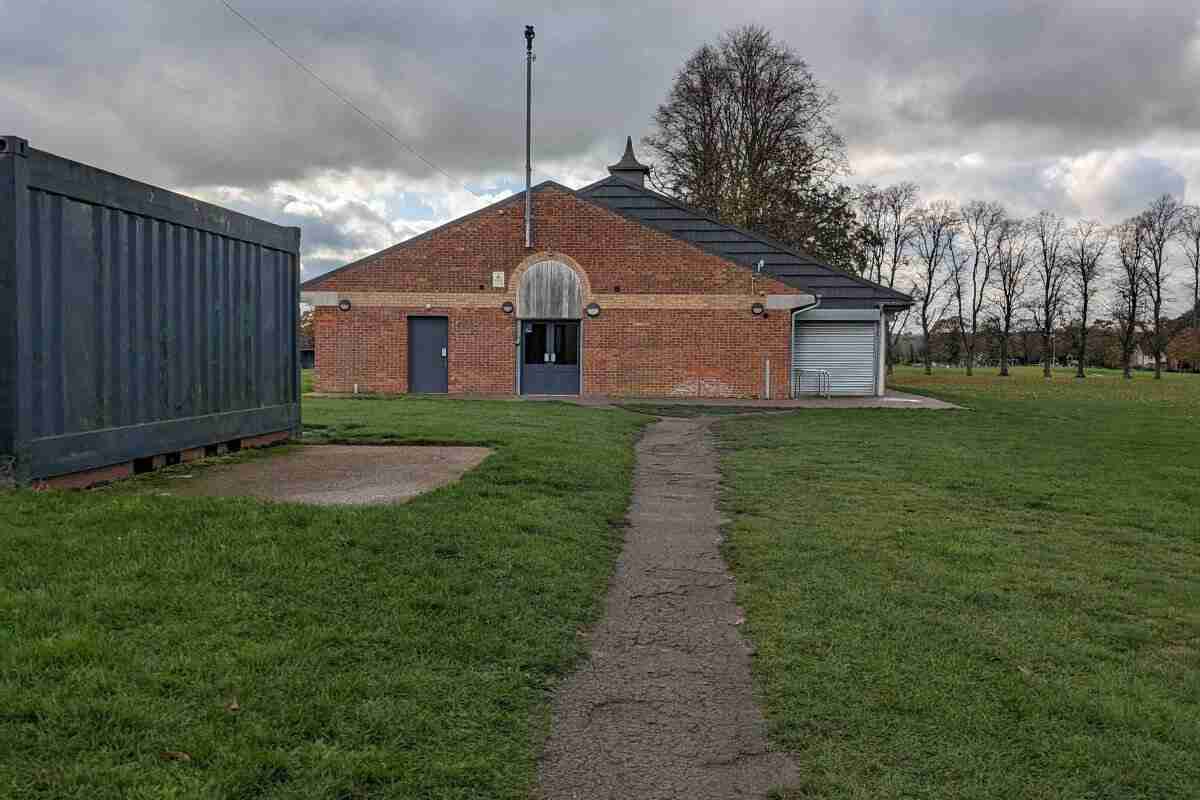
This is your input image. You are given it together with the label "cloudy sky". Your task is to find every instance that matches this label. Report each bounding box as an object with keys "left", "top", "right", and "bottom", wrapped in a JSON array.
[{"left": 6, "top": 0, "right": 1200, "bottom": 296}]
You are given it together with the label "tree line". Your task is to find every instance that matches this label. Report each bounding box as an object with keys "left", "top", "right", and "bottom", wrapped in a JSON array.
[
  {"left": 855, "top": 187, "right": 1200, "bottom": 379},
  {"left": 642, "top": 25, "right": 1198, "bottom": 380}
]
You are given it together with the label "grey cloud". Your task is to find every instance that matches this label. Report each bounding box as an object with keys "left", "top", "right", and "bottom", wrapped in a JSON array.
[
  {"left": 1, "top": 1, "right": 690, "bottom": 189},
  {"left": 299, "top": 256, "right": 347, "bottom": 279},
  {"left": 3, "top": 0, "right": 1198, "bottom": 240},
  {"left": 788, "top": 2, "right": 1200, "bottom": 160},
  {"left": 189, "top": 185, "right": 399, "bottom": 279},
  {"left": 1054, "top": 153, "right": 1188, "bottom": 221}
]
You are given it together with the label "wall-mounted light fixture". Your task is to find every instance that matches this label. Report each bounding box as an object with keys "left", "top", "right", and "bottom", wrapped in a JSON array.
[
  {"left": 585, "top": 302, "right": 602, "bottom": 318},
  {"left": 338, "top": 298, "right": 352, "bottom": 312},
  {"left": 750, "top": 302, "right": 765, "bottom": 316},
  {"left": 501, "top": 301, "right": 515, "bottom": 314}
]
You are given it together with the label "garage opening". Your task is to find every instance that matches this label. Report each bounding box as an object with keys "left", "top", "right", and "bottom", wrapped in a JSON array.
[{"left": 792, "top": 318, "right": 880, "bottom": 396}]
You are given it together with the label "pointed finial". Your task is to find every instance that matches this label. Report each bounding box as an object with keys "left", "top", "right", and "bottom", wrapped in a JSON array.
[{"left": 608, "top": 136, "right": 650, "bottom": 187}]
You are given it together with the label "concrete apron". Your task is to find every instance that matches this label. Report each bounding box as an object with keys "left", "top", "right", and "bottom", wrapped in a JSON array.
[
  {"left": 537, "top": 417, "right": 797, "bottom": 799},
  {"left": 162, "top": 445, "right": 491, "bottom": 506}
]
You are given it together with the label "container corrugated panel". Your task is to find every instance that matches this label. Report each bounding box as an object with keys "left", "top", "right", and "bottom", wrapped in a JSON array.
[
  {"left": 791, "top": 322, "right": 878, "bottom": 396},
  {"left": 0, "top": 136, "right": 301, "bottom": 482}
]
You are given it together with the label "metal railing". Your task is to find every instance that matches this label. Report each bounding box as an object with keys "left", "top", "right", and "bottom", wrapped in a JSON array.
[{"left": 791, "top": 369, "right": 831, "bottom": 399}]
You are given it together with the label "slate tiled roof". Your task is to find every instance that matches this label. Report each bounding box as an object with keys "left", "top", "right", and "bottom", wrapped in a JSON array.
[{"left": 579, "top": 176, "right": 912, "bottom": 309}]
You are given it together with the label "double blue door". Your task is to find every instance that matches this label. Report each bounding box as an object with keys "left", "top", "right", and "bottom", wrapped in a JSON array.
[{"left": 521, "top": 321, "right": 580, "bottom": 395}]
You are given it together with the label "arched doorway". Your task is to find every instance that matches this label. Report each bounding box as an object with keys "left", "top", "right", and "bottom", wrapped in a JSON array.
[{"left": 517, "top": 259, "right": 583, "bottom": 395}]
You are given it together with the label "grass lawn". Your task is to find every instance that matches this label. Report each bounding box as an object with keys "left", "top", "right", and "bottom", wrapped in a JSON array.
[
  {"left": 717, "top": 365, "right": 1200, "bottom": 799},
  {"left": 618, "top": 402, "right": 769, "bottom": 418},
  {"left": 0, "top": 397, "right": 646, "bottom": 799}
]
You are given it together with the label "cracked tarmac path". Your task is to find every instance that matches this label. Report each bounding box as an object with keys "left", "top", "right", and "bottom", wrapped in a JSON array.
[{"left": 536, "top": 416, "right": 798, "bottom": 799}]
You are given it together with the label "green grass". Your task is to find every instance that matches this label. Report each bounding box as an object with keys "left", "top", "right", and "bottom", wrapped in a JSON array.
[
  {"left": 618, "top": 403, "right": 770, "bottom": 418},
  {"left": 717, "top": 365, "right": 1200, "bottom": 799},
  {"left": 301, "top": 368, "right": 314, "bottom": 394},
  {"left": 0, "top": 397, "right": 647, "bottom": 799}
]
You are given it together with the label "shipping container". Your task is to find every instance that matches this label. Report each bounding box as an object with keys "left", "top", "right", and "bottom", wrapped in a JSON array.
[{"left": 0, "top": 136, "right": 301, "bottom": 485}]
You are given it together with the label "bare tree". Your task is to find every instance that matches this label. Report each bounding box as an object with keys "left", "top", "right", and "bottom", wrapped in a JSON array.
[
  {"left": 858, "top": 182, "right": 920, "bottom": 373},
  {"left": 858, "top": 182, "right": 920, "bottom": 285},
  {"left": 1139, "top": 194, "right": 1185, "bottom": 379},
  {"left": 993, "top": 218, "right": 1031, "bottom": 376},
  {"left": 1065, "top": 219, "right": 1110, "bottom": 378},
  {"left": 1112, "top": 218, "right": 1148, "bottom": 379},
  {"left": 952, "top": 200, "right": 1004, "bottom": 375},
  {"left": 1182, "top": 205, "right": 1200, "bottom": 333},
  {"left": 1030, "top": 211, "right": 1070, "bottom": 378},
  {"left": 645, "top": 26, "right": 856, "bottom": 266},
  {"left": 299, "top": 306, "right": 314, "bottom": 342},
  {"left": 911, "top": 200, "right": 960, "bottom": 375}
]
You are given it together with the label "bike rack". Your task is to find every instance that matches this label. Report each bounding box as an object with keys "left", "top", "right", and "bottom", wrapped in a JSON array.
[{"left": 791, "top": 369, "right": 831, "bottom": 399}]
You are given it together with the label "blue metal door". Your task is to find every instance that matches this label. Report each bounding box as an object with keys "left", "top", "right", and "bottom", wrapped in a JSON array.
[
  {"left": 408, "top": 317, "right": 448, "bottom": 393},
  {"left": 521, "top": 321, "right": 580, "bottom": 394}
]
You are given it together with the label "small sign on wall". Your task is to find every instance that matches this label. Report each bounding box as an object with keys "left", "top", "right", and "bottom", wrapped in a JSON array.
[{"left": 492, "top": 271, "right": 506, "bottom": 289}]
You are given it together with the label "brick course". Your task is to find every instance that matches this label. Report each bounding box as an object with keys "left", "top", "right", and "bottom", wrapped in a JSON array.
[{"left": 307, "top": 184, "right": 804, "bottom": 398}]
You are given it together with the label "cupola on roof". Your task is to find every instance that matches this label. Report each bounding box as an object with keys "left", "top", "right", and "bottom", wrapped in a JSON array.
[{"left": 607, "top": 136, "right": 651, "bottom": 187}]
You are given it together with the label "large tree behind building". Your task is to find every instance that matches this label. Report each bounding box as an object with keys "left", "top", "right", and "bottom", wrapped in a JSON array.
[{"left": 645, "top": 26, "right": 856, "bottom": 268}]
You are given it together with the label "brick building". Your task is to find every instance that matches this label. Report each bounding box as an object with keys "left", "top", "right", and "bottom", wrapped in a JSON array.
[{"left": 301, "top": 140, "right": 911, "bottom": 398}]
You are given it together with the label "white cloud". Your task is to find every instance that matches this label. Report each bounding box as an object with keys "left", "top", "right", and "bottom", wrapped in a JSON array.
[{"left": 1044, "top": 150, "right": 1187, "bottom": 221}]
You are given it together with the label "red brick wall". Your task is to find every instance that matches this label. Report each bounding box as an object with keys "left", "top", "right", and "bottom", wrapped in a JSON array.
[
  {"left": 308, "top": 183, "right": 805, "bottom": 398},
  {"left": 304, "top": 185, "right": 795, "bottom": 297},
  {"left": 316, "top": 305, "right": 792, "bottom": 398},
  {"left": 315, "top": 306, "right": 515, "bottom": 394},
  {"left": 584, "top": 309, "right": 791, "bottom": 398}
]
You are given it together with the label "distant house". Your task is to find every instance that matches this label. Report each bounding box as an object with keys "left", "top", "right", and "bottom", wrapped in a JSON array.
[
  {"left": 300, "top": 138, "right": 911, "bottom": 398},
  {"left": 299, "top": 334, "right": 315, "bottom": 370},
  {"left": 1130, "top": 346, "right": 1156, "bottom": 369}
]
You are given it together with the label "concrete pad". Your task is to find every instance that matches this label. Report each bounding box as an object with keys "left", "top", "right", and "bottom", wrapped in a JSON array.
[
  {"left": 163, "top": 445, "right": 491, "bottom": 506},
  {"left": 582, "top": 390, "right": 960, "bottom": 410}
]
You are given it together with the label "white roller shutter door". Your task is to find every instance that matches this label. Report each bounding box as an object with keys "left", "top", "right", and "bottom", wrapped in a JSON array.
[{"left": 791, "top": 322, "right": 879, "bottom": 396}]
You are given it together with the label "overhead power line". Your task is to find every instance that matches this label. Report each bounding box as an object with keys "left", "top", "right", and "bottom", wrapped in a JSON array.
[{"left": 218, "top": 0, "right": 484, "bottom": 199}]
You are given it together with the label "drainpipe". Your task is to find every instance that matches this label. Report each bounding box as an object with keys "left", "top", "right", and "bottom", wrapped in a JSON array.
[
  {"left": 788, "top": 295, "right": 822, "bottom": 399},
  {"left": 876, "top": 303, "right": 887, "bottom": 397}
]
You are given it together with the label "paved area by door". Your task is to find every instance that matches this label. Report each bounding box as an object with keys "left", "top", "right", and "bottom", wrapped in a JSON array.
[
  {"left": 163, "top": 445, "right": 491, "bottom": 506},
  {"left": 571, "top": 389, "right": 958, "bottom": 409},
  {"left": 537, "top": 417, "right": 797, "bottom": 799},
  {"left": 307, "top": 390, "right": 958, "bottom": 409}
]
